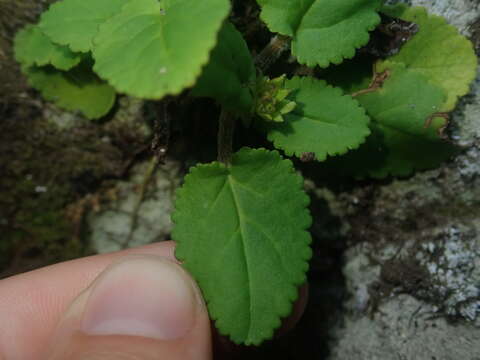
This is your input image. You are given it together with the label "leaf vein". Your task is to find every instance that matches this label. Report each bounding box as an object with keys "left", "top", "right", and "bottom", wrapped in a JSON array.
[{"left": 226, "top": 176, "right": 253, "bottom": 341}]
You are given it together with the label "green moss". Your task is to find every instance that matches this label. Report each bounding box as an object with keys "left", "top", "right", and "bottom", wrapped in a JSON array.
[
  {"left": 0, "top": 110, "right": 126, "bottom": 275},
  {"left": 0, "top": 174, "right": 84, "bottom": 275}
]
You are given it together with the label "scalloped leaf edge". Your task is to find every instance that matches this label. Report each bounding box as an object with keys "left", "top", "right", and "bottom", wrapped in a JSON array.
[
  {"left": 172, "top": 147, "right": 312, "bottom": 345},
  {"left": 91, "top": 0, "right": 231, "bottom": 99},
  {"left": 14, "top": 24, "right": 82, "bottom": 71},
  {"left": 266, "top": 77, "right": 371, "bottom": 161}
]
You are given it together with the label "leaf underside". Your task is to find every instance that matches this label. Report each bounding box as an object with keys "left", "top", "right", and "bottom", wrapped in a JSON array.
[
  {"left": 24, "top": 63, "right": 116, "bottom": 119},
  {"left": 192, "top": 21, "right": 256, "bottom": 114},
  {"left": 173, "top": 148, "right": 312, "bottom": 345},
  {"left": 378, "top": 5, "right": 477, "bottom": 111},
  {"left": 264, "top": 77, "right": 371, "bottom": 161},
  {"left": 14, "top": 24, "right": 82, "bottom": 71},
  {"left": 256, "top": 0, "right": 382, "bottom": 67},
  {"left": 324, "top": 64, "right": 456, "bottom": 178},
  {"left": 92, "top": 0, "right": 230, "bottom": 99},
  {"left": 39, "top": 0, "right": 129, "bottom": 53}
]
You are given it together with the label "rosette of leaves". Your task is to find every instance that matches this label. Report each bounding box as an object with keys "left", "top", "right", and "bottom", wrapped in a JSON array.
[
  {"left": 13, "top": 23, "right": 116, "bottom": 119},
  {"left": 173, "top": 148, "right": 312, "bottom": 345},
  {"left": 254, "top": 75, "right": 296, "bottom": 123},
  {"left": 256, "top": 0, "right": 383, "bottom": 67}
]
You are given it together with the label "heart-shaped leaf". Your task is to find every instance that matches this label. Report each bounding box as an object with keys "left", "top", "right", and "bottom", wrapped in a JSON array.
[
  {"left": 263, "top": 77, "right": 371, "bottom": 161},
  {"left": 173, "top": 148, "right": 312, "bottom": 345},
  {"left": 92, "top": 0, "right": 230, "bottom": 99}
]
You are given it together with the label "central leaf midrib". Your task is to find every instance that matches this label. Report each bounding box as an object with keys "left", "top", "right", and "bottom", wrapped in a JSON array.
[{"left": 226, "top": 175, "right": 253, "bottom": 341}]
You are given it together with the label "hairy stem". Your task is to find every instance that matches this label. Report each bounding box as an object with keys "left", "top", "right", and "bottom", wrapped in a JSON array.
[
  {"left": 217, "top": 109, "right": 235, "bottom": 164},
  {"left": 255, "top": 35, "right": 291, "bottom": 72}
]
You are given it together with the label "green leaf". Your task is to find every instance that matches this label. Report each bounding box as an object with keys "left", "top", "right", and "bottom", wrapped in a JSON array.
[
  {"left": 14, "top": 25, "right": 82, "bottom": 71},
  {"left": 92, "top": 0, "right": 230, "bottom": 99},
  {"left": 39, "top": 0, "right": 129, "bottom": 53},
  {"left": 378, "top": 5, "right": 477, "bottom": 111},
  {"left": 173, "top": 148, "right": 312, "bottom": 345},
  {"left": 263, "top": 77, "right": 371, "bottom": 161},
  {"left": 328, "top": 64, "right": 456, "bottom": 178},
  {"left": 256, "top": 0, "right": 382, "bottom": 67},
  {"left": 191, "top": 21, "right": 256, "bottom": 114},
  {"left": 23, "top": 62, "right": 116, "bottom": 119}
]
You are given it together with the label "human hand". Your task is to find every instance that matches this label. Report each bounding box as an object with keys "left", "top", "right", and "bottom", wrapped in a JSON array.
[
  {"left": 0, "top": 241, "right": 211, "bottom": 360},
  {"left": 0, "top": 241, "right": 307, "bottom": 360}
]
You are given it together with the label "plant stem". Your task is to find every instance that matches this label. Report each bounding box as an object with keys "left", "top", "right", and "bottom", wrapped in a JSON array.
[
  {"left": 217, "top": 109, "right": 235, "bottom": 164},
  {"left": 216, "top": 35, "right": 291, "bottom": 164},
  {"left": 255, "top": 35, "right": 291, "bottom": 72},
  {"left": 123, "top": 156, "right": 160, "bottom": 248}
]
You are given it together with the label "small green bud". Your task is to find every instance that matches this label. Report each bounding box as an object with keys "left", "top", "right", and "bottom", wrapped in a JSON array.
[{"left": 254, "top": 75, "right": 296, "bottom": 123}]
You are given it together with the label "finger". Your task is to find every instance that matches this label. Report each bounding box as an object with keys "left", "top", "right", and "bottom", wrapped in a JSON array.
[
  {"left": 46, "top": 255, "right": 211, "bottom": 360},
  {"left": 0, "top": 241, "right": 176, "bottom": 360}
]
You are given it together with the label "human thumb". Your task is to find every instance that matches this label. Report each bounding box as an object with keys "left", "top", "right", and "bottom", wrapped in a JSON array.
[{"left": 46, "top": 255, "right": 212, "bottom": 360}]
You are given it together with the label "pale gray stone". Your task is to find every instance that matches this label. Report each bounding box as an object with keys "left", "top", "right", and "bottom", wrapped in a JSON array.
[
  {"left": 327, "top": 1, "right": 480, "bottom": 359},
  {"left": 88, "top": 160, "right": 182, "bottom": 253}
]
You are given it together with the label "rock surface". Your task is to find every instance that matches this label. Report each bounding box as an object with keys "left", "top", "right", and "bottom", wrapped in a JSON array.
[
  {"left": 327, "top": 1, "right": 480, "bottom": 359},
  {"left": 88, "top": 159, "right": 183, "bottom": 253},
  {"left": 331, "top": 295, "right": 480, "bottom": 360}
]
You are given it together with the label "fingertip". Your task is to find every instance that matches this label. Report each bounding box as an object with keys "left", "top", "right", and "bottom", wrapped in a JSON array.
[{"left": 46, "top": 255, "right": 212, "bottom": 360}]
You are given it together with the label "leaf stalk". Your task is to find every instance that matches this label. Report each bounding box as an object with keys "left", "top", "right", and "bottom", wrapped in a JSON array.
[
  {"left": 217, "top": 109, "right": 235, "bottom": 164},
  {"left": 255, "top": 34, "right": 291, "bottom": 72}
]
